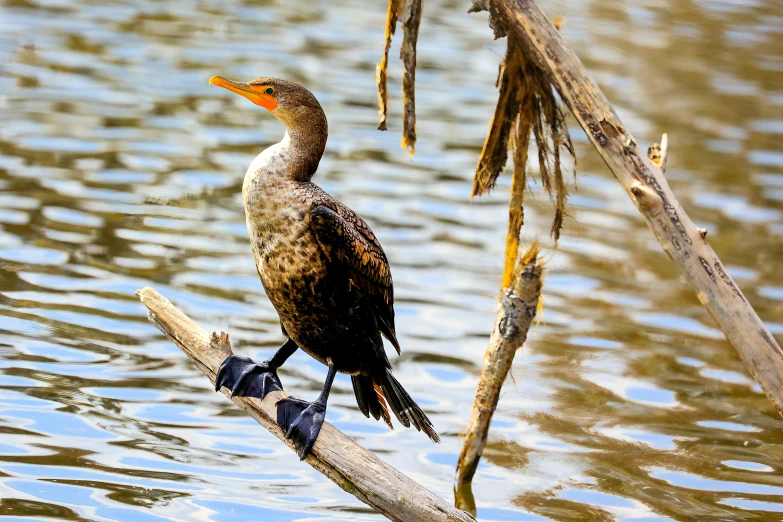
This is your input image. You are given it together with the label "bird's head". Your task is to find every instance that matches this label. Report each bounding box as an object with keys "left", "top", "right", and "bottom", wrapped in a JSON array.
[
  {"left": 209, "top": 76, "right": 325, "bottom": 132},
  {"left": 209, "top": 75, "right": 327, "bottom": 179}
]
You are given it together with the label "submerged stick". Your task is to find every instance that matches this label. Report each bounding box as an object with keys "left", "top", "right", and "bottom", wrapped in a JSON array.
[
  {"left": 454, "top": 244, "right": 543, "bottom": 495},
  {"left": 135, "top": 287, "right": 475, "bottom": 522},
  {"left": 488, "top": 0, "right": 783, "bottom": 415}
]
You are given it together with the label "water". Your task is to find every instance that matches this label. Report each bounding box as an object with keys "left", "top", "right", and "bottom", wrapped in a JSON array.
[{"left": 0, "top": 0, "right": 781, "bottom": 520}]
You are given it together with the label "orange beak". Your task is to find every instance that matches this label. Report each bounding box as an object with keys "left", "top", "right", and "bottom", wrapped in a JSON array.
[{"left": 209, "top": 76, "right": 278, "bottom": 111}]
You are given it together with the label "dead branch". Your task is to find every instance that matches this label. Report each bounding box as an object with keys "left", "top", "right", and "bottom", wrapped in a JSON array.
[
  {"left": 455, "top": 244, "right": 543, "bottom": 497},
  {"left": 472, "top": 33, "right": 576, "bottom": 287},
  {"left": 647, "top": 133, "right": 669, "bottom": 173},
  {"left": 376, "top": 0, "right": 423, "bottom": 153},
  {"left": 503, "top": 114, "right": 529, "bottom": 288},
  {"left": 487, "top": 0, "right": 783, "bottom": 416},
  {"left": 471, "top": 48, "right": 520, "bottom": 200},
  {"left": 376, "top": 0, "right": 399, "bottom": 132},
  {"left": 400, "top": 0, "right": 422, "bottom": 152},
  {"left": 135, "top": 287, "right": 475, "bottom": 522}
]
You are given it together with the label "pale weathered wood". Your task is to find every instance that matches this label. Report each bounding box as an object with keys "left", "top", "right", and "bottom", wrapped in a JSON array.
[
  {"left": 454, "top": 246, "right": 542, "bottom": 493},
  {"left": 647, "top": 133, "right": 668, "bottom": 173},
  {"left": 135, "top": 287, "right": 475, "bottom": 522},
  {"left": 486, "top": 0, "right": 783, "bottom": 416}
]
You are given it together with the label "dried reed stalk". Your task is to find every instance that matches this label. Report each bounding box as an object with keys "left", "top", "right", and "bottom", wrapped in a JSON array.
[
  {"left": 376, "top": 0, "right": 399, "bottom": 132},
  {"left": 473, "top": 37, "right": 576, "bottom": 286},
  {"left": 376, "top": 0, "right": 423, "bottom": 153}
]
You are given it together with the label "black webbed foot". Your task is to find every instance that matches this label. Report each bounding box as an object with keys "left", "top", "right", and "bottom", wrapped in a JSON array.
[
  {"left": 215, "top": 354, "right": 283, "bottom": 400},
  {"left": 276, "top": 397, "right": 326, "bottom": 460}
]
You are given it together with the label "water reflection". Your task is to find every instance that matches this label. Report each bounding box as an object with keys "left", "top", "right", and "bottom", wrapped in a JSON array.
[{"left": 0, "top": 0, "right": 781, "bottom": 520}]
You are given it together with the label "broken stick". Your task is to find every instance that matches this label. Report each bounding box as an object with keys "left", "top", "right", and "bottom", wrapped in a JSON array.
[{"left": 454, "top": 245, "right": 543, "bottom": 499}]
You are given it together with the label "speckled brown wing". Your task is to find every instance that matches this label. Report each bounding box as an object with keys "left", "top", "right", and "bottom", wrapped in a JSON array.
[{"left": 309, "top": 204, "right": 400, "bottom": 354}]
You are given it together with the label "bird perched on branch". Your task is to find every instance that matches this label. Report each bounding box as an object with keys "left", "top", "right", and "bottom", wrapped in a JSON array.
[{"left": 209, "top": 75, "right": 439, "bottom": 459}]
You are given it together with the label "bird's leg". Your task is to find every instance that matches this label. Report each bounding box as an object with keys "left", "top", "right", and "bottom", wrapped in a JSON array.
[
  {"left": 215, "top": 338, "right": 298, "bottom": 400},
  {"left": 276, "top": 360, "right": 337, "bottom": 460}
]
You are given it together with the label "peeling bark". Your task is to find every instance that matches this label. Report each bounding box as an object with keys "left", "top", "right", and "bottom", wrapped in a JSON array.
[{"left": 472, "top": 36, "right": 576, "bottom": 280}]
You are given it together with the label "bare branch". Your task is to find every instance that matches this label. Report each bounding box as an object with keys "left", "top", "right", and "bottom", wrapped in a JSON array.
[
  {"left": 489, "top": 0, "right": 783, "bottom": 416},
  {"left": 400, "top": 0, "right": 423, "bottom": 153},
  {"left": 455, "top": 244, "right": 543, "bottom": 491},
  {"left": 135, "top": 287, "right": 475, "bottom": 522},
  {"left": 660, "top": 132, "right": 669, "bottom": 172},
  {"left": 648, "top": 133, "right": 669, "bottom": 173},
  {"left": 376, "top": 0, "right": 399, "bottom": 132}
]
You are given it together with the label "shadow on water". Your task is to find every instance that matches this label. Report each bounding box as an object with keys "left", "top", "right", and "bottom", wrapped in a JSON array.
[{"left": 0, "top": 0, "right": 781, "bottom": 520}]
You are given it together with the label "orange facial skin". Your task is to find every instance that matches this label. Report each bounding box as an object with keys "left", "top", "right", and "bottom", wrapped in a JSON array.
[{"left": 209, "top": 76, "right": 278, "bottom": 111}]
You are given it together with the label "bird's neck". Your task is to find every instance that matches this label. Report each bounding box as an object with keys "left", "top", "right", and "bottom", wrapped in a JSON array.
[{"left": 270, "top": 109, "right": 328, "bottom": 182}]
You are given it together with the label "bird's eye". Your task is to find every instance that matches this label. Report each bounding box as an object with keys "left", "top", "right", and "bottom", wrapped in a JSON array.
[{"left": 264, "top": 87, "right": 274, "bottom": 95}]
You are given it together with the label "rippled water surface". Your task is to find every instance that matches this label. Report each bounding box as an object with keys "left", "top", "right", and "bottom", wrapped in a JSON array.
[{"left": 1, "top": 0, "right": 782, "bottom": 520}]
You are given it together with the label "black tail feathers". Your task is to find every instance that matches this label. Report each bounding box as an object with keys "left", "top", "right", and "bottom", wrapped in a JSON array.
[
  {"left": 351, "top": 374, "right": 392, "bottom": 429},
  {"left": 352, "top": 371, "right": 440, "bottom": 443}
]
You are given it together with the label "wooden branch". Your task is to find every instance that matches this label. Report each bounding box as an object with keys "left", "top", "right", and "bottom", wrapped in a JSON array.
[
  {"left": 647, "top": 133, "right": 668, "bottom": 173},
  {"left": 502, "top": 143, "right": 528, "bottom": 289},
  {"left": 488, "top": 0, "right": 783, "bottom": 416},
  {"left": 135, "top": 287, "right": 475, "bottom": 522},
  {"left": 659, "top": 133, "right": 669, "bottom": 172},
  {"left": 455, "top": 245, "right": 542, "bottom": 492},
  {"left": 376, "top": 0, "right": 398, "bottom": 132}
]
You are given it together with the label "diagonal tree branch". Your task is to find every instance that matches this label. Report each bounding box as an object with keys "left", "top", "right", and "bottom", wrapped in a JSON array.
[
  {"left": 487, "top": 0, "right": 783, "bottom": 416},
  {"left": 135, "top": 287, "right": 475, "bottom": 522}
]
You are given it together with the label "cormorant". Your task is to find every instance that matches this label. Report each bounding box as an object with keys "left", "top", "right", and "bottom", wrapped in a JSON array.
[{"left": 208, "top": 75, "right": 439, "bottom": 459}]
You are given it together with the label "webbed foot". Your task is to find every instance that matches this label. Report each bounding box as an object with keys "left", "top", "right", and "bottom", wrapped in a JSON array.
[
  {"left": 215, "top": 354, "right": 283, "bottom": 400},
  {"left": 276, "top": 397, "right": 326, "bottom": 460}
]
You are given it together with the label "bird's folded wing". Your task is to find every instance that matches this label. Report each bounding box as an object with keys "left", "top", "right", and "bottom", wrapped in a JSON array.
[{"left": 310, "top": 204, "right": 400, "bottom": 354}]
